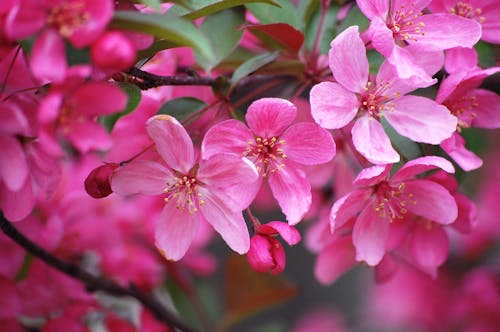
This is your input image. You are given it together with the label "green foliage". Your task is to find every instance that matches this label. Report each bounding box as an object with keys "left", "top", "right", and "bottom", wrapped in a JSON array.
[
  {"left": 177, "top": 0, "right": 280, "bottom": 20},
  {"left": 100, "top": 83, "right": 142, "bottom": 132},
  {"left": 246, "top": 0, "right": 301, "bottom": 29},
  {"left": 337, "top": 5, "right": 369, "bottom": 34},
  {"left": 231, "top": 51, "right": 280, "bottom": 88},
  {"left": 303, "top": 3, "right": 339, "bottom": 53},
  {"left": 475, "top": 41, "right": 496, "bottom": 68},
  {"left": 381, "top": 118, "right": 423, "bottom": 162},
  {"left": 157, "top": 97, "right": 207, "bottom": 124}
]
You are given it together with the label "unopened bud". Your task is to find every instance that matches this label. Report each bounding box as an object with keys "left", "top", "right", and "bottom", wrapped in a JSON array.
[{"left": 84, "top": 163, "right": 119, "bottom": 198}]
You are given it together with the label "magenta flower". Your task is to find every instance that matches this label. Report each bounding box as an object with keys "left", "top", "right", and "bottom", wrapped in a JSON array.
[
  {"left": 437, "top": 66, "right": 500, "bottom": 170},
  {"left": 202, "top": 98, "right": 336, "bottom": 225},
  {"left": 111, "top": 115, "right": 259, "bottom": 261},
  {"left": 247, "top": 221, "right": 301, "bottom": 275},
  {"left": 331, "top": 156, "right": 458, "bottom": 266},
  {"left": 357, "top": 0, "right": 481, "bottom": 83},
  {"left": 310, "top": 26, "right": 457, "bottom": 165}
]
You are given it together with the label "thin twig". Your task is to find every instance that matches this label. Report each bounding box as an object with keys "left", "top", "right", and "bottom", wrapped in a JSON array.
[
  {"left": 0, "top": 215, "right": 198, "bottom": 332},
  {"left": 126, "top": 67, "right": 216, "bottom": 90}
]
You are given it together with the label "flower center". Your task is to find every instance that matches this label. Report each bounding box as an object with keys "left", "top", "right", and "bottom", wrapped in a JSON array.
[
  {"left": 443, "top": 95, "right": 478, "bottom": 130},
  {"left": 243, "top": 136, "right": 287, "bottom": 177},
  {"left": 47, "top": 1, "right": 90, "bottom": 38},
  {"left": 359, "top": 82, "right": 392, "bottom": 119},
  {"left": 450, "top": 2, "right": 485, "bottom": 23},
  {"left": 163, "top": 175, "right": 203, "bottom": 214},
  {"left": 388, "top": 4, "right": 425, "bottom": 43},
  {"left": 374, "top": 182, "right": 416, "bottom": 222}
]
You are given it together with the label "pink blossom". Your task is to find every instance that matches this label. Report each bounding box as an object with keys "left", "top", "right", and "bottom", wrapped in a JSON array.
[
  {"left": 429, "top": 0, "right": 500, "bottom": 44},
  {"left": 247, "top": 221, "right": 301, "bottom": 275},
  {"left": 111, "top": 115, "right": 259, "bottom": 261},
  {"left": 202, "top": 98, "right": 336, "bottom": 224},
  {"left": 90, "top": 30, "right": 136, "bottom": 73},
  {"left": 357, "top": 0, "right": 481, "bottom": 83},
  {"left": 331, "top": 156, "right": 458, "bottom": 266},
  {"left": 310, "top": 26, "right": 457, "bottom": 164}
]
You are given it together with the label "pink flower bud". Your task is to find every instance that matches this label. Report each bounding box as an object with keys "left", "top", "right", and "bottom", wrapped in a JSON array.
[
  {"left": 84, "top": 163, "right": 119, "bottom": 198},
  {"left": 91, "top": 31, "right": 136, "bottom": 72}
]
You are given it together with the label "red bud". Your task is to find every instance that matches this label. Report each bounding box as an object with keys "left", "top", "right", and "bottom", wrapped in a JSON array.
[{"left": 84, "top": 163, "right": 119, "bottom": 198}]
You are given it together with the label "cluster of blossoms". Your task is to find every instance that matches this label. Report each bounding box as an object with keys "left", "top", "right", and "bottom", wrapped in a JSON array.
[{"left": 0, "top": 0, "right": 499, "bottom": 331}]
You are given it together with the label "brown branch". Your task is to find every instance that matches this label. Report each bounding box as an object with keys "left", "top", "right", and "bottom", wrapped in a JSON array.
[
  {"left": 0, "top": 214, "right": 198, "bottom": 332},
  {"left": 126, "top": 67, "right": 216, "bottom": 90}
]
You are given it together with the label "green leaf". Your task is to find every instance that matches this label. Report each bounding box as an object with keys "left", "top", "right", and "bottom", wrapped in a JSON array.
[
  {"left": 475, "top": 41, "right": 496, "bottom": 68},
  {"left": 139, "top": 0, "right": 162, "bottom": 12},
  {"left": 15, "top": 253, "right": 33, "bottom": 281},
  {"left": 157, "top": 97, "right": 207, "bottom": 123},
  {"left": 100, "top": 82, "right": 142, "bottom": 132},
  {"left": 195, "top": 7, "right": 245, "bottom": 71},
  {"left": 381, "top": 118, "right": 422, "bottom": 162},
  {"left": 367, "top": 50, "right": 383, "bottom": 75},
  {"left": 303, "top": 3, "right": 339, "bottom": 53},
  {"left": 231, "top": 51, "right": 279, "bottom": 88},
  {"left": 179, "top": 0, "right": 280, "bottom": 21},
  {"left": 111, "top": 11, "right": 214, "bottom": 63},
  {"left": 246, "top": 0, "right": 301, "bottom": 29},
  {"left": 337, "top": 5, "right": 369, "bottom": 34}
]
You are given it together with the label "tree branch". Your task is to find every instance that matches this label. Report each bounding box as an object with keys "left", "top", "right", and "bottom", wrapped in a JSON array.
[
  {"left": 126, "top": 67, "right": 216, "bottom": 90},
  {"left": 0, "top": 215, "right": 198, "bottom": 332}
]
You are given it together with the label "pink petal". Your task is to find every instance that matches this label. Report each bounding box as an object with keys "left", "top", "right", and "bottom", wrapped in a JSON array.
[
  {"left": 280, "top": 123, "right": 335, "bottom": 165},
  {"left": 444, "top": 47, "right": 478, "bottom": 74},
  {"left": 353, "top": 164, "right": 391, "bottom": 187},
  {"left": 247, "top": 235, "right": 275, "bottom": 272},
  {"left": 72, "top": 82, "right": 127, "bottom": 116},
  {"left": 4, "top": 0, "right": 45, "bottom": 40},
  {"left": 330, "top": 188, "right": 372, "bottom": 231},
  {"left": 353, "top": 205, "right": 390, "bottom": 266},
  {"left": 309, "top": 81, "right": 359, "bottom": 129},
  {"left": 30, "top": 30, "right": 67, "bottom": 83},
  {"left": 38, "top": 92, "right": 63, "bottom": 123},
  {"left": 0, "top": 277, "right": 21, "bottom": 318},
  {"left": 351, "top": 116, "right": 400, "bottom": 164},
  {"left": 384, "top": 95, "right": 457, "bottom": 144},
  {"left": 67, "top": 0, "right": 113, "bottom": 48},
  {"left": 481, "top": 4, "right": 500, "bottom": 44},
  {"left": 412, "top": 223, "right": 449, "bottom": 268},
  {"left": 0, "top": 135, "right": 28, "bottom": 191},
  {"left": 199, "top": 189, "right": 250, "bottom": 254},
  {"left": 315, "top": 237, "right": 356, "bottom": 285},
  {"left": 418, "top": 14, "right": 481, "bottom": 49},
  {"left": 268, "top": 163, "right": 311, "bottom": 225},
  {"left": 386, "top": 46, "right": 437, "bottom": 86},
  {"left": 146, "top": 115, "right": 195, "bottom": 174},
  {"left": 245, "top": 98, "right": 296, "bottom": 137},
  {"left": 197, "top": 154, "right": 258, "bottom": 188},
  {"left": 440, "top": 134, "right": 483, "bottom": 172},
  {"left": 369, "top": 16, "right": 396, "bottom": 58},
  {"left": 452, "top": 192, "right": 478, "bottom": 234},
  {"left": 375, "top": 255, "right": 398, "bottom": 283},
  {"left": 471, "top": 89, "right": 500, "bottom": 129},
  {"left": 356, "top": 0, "right": 389, "bottom": 19},
  {"left": 155, "top": 204, "right": 199, "bottom": 261},
  {"left": 266, "top": 221, "right": 301, "bottom": 245},
  {"left": 392, "top": 156, "right": 455, "bottom": 182},
  {"left": 0, "top": 180, "right": 35, "bottom": 222},
  {"left": 111, "top": 160, "right": 172, "bottom": 196},
  {"left": 66, "top": 120, "right": 113, "bottom": 153},
  {"left": 329, "top": 26, "right": 368, "bottom": 93},
  {"left": 201, "top": 119, "right": 253, "bottom": 160},
  {"left": 404, "top": 179, "right": 458, "bottom": 225},
  {"left": 376, "top": 61, "right": 423, "bottom": 98}
]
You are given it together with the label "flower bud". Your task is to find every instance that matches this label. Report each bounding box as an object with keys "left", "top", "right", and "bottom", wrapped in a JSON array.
[
  {"left": 91, "top": 31, "right": 136, "bottom": 72},
  {"left": 84, "top": 163, "right": 119, "bottom": 198}
]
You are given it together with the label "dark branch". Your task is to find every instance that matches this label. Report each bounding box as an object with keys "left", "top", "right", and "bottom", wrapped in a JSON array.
[
  {"left": 0, "top": 215, "right": 198, "bottom": 332},
  {"left": 126, "top": 67, "right": 216, "bottom": 90}
]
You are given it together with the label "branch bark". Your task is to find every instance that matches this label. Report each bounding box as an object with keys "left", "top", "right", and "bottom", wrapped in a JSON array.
[
  {"left": 126, "top": 67, "right": 216, "bottom": 90},
  {"left": 0, "top": 215, "right": 198, "bottom": 332}
]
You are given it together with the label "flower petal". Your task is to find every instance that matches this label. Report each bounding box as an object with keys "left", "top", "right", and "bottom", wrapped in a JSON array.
[
  {"left": 111, "top": 160, "right": 172, "bottom": 196},
  {"left": 392, "top": 156, "right": 455, "bottom": 182},
  {"left": 330, "top": 188, "right": 372, "bottom": 231},
  {"left": 471, "top": 89, "right": 500, "bottom": 129},
  {"left": 440, "top": 134, "right": 482, "bottom": 172},
  {"left": 66, "top": 121, "right": 113, "bottom": 153},
  {"left": 384, "top": 95, "right": 457, "bottom": 144},
  {"left": 72, "top": 82, "right": 127, "bottom": 116},
  {"left": 146, "top": 115, "right": 195, "bottom": 174},
  {"left": 0, "top": 135, "right": 28, "bottom": 191},
  {"left": 329, "top": 26, "right": 368, "bottom": 93},
  {"left": 199, "top": 189, "right": 250, "bottom": 254},
  {"left": 352, "top": 116, "right": 400, "bottom": 164},
  {"left": 268, "top": 163, "right": 311, "bottom": 225},
  {"left": 197, "top": 154, "right": 258, "bottom": 188},
  {"left": 245, "top": 98, "right": 296, "bottom": 137},
  {"left": 155, "top": 204, "right": 199, "bottom": 261},
  {"left": 412, "top": 222, "right": 449, "bottom": 268},
  {"left": 30, "top": 30, "right": 67, "bottom": 83},
  {"left": 356, "top": 0, "right": 389, "bottom": 19},
  {"left": 266, "top": 221, "right": 301, "bottom": 245},
  {"left": 280, "top": 123, "right": 335, "bottom": 165},
  {"left": 418, "top": 14, "right": 481, "bottom": 49},
  {"left": 353, "top": 205, "right": 390, "bottom": 266},
  {"left": 404, "top": 179, "right": 458, "bottom": 225},
  {"left": 0, "top": 180, "right": 35, "bottom": 222},
  {"left": 309, "top": 81, "right": 359, "bottom": 129},
  {"left": 353, "top": 164, "right": 391, "bottom": 187},
  {"left": 201, "top": 120, "right": 253, "bottom": 160},
  {"left": 247, "top": 235, "right": 275, "bottom": 273},
  {"left": 315, "top": 237, "right": 356, "bottom": 285}
]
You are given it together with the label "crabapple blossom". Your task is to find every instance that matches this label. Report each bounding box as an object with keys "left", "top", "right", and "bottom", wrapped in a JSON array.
[
  {"left": 111, "top": 115, "right": 259, "bottom": 260},
  {"left": 247, "top": 221, "right": 301, "bottom": 275},
  {"left": 310, "top": 26, "right": 457, "bottom": 164},
  {"left": 331, "top": 156, "right": 458, "bottom": 266},
  {"left": 202, "top": 97, "right": 336, "bottom": 224},
  {"left": 90, "top": 30, "right": 136, "bottom": 73}
]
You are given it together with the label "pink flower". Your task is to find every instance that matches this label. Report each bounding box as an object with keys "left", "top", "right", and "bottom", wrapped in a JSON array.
[
  {"left": 202, "top": 98, "right": 336, "bottom": 224},
  {"left": 429, "top": 0, "right": 500, "bottom": 44},
  {"left": 437, "top": 66, "right": 500, "bottom": 170},
  {"left": 331, "top": 156, "right": 458, "bottom": 266},
  {"left": 111, "top": 115, "right": 259, "bottom": 261},
  {"left": 247, "top": 221, "right": 301, "bottom": 275},
  {"left": 310, "top": 26, "right": 457, "bottom": 164},
  {"left": 357, "top": 0, "right": 481, "bottom": 83}
]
